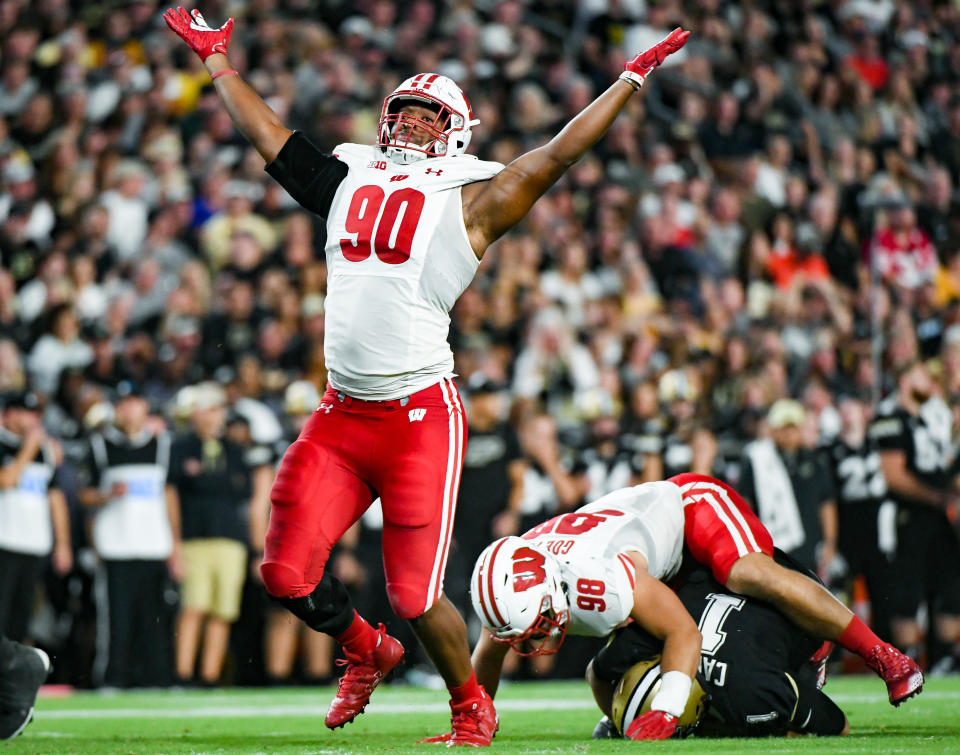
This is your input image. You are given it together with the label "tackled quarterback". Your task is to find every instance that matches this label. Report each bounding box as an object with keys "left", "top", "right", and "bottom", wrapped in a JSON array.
[{"left": 470, "top": 474, "right": 923, "bottom": 740}]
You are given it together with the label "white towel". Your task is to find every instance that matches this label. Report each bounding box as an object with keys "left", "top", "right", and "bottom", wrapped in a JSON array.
[{"left": 745, "top": 438, "right": 806, "bottom": 553}]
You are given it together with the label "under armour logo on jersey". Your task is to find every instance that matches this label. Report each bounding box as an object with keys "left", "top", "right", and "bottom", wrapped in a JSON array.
[
  {"left": 425, "top": 167, "right": 444, "bottom": 176},
  {"left": 410, "top": 73, "right": 440, "bottom": 90},
  {"left": 408, "top": 408, "right": 427, "bottom": 422},
  {"left": 318, "top": 402, "right": 333, "bottom": 414}
]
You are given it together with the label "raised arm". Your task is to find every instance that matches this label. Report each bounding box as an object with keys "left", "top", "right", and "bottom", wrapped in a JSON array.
[
  {"left": 163, "top": 7, "right": 292, "bottom": 162},
  {"left": 463, "top": 28, "right": 689, "bottom": 256},
  {"left": 0, "top": 426, "right": 43, "bottom": 489}
]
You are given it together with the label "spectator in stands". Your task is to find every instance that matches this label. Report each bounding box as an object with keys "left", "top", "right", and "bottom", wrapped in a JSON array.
[
  {"left": 516, "top": 413, "right": 582, "bottom": 534},
  {"left": 869, "top": 197, "right": 938, "bottom": 297},
  {"left": 573, "top": 388, "right": 643, "bottom": 503},
  {"left": 26, "top": 304, "right": 92, "bottom": 397}
]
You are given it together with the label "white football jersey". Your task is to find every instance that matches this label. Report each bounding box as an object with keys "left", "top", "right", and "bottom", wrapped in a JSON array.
[
  {"left": 0, "top": 432, "right": 56, "bottom": 556},
  {"left": 323, "top": 144, "right": 504, "bottom": 400},
  {"left": 522, "top": 481, "right": 686, "bottom": 637}
]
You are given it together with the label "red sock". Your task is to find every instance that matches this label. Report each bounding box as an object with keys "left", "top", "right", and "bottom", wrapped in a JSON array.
[
  {"left": 837, "top": 615, "right": 883, "bottom": 658},
  {"left": 449, "top": 672, "right": 483, "bottom": 705},
  {"left": 335, "top": 611, "right": 379, "bottom": 657}
]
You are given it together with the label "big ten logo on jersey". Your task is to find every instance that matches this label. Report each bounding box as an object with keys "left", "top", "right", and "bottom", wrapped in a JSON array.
[
  {"left": 696, "top": 593, "right": 745, "bottom": 687},
  {"left": 366, "top": 160, "right": 387, "bottom": 170},
  {"left": 511, "top": 547, "right": 547, "bottom": 592}
]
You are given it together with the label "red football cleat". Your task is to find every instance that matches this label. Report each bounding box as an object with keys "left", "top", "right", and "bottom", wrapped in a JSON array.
[
  {"left": 417, "top": 688, "right": 498, "bottom": 747},
  {"left": 416, "top": 732, "right": 451, "bottom": 744},
  {"left": 325, "top": 625, "right": 404, "bottom": 729},
  {"left": 809, "top": 640, "right": 834, "bottom": 690},
  {"left": 866, "top": 643, "right": 924, "bottom": 706}
]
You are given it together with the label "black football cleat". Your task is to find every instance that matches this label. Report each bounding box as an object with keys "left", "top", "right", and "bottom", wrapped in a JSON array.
[
  {"left": 0, "top": 639, "right": 51, "bottom": 740},
  {"left": 592, "top": 715, "right": 623, "bottom": 739}
]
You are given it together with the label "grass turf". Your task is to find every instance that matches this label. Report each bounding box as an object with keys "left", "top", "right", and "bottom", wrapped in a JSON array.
[{"left": 7, "top": 676, "right": 960, "bottom": 753}]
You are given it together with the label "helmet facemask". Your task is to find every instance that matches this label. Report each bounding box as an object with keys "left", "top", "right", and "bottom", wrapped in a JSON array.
[
  {"left": 377, "top": 74, "right": 476, "bottom": 164},
  {"left": 489, "top": 593, "right": 570, "bottom": 657}
]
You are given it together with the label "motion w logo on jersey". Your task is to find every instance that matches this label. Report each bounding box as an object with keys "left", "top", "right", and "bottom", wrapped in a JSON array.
[{"left": 408, "top": 408, "right": 427, "bottom": 422}]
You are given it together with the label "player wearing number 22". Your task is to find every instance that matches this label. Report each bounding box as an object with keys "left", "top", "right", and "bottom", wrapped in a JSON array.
[
  {"left": 470, "top": 474, "right": 924, "bottom": 741},
  {"left": 163, "top": 5, "right": 690, "bottom": 746}
]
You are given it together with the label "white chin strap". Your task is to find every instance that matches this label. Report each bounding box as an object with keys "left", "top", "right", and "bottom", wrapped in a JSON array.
[{"left": 383, "top": 144, "right": 430, "bottom": 164}]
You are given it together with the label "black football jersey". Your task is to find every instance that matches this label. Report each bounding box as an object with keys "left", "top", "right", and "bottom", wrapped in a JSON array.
[
  {"left": 591, "top": 551, "right": 839, "bottom": 737},
  {"left": 828, "top": 439, "right": 887, "bottom": 506},
  {"left": 869, "top": 396, "right": 955, "bottom": 498}
]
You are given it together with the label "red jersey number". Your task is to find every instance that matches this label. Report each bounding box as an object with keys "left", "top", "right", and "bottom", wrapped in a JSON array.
[
  {"left": 522, "top": 509, "right": 625, "bottom": 540},
  {"left": 340, "top": 185, "right": 425, "bottom": 264},
  {"left": 575, "top": 578, "right": 606, "bottom": 612}
]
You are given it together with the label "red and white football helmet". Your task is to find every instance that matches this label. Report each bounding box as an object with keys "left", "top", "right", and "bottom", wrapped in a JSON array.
[
  {"left": 471, "top": 536, "right": 570, "bottom": 657},
  {"left": 377, "top": 73, "right": 479, "bottom": 164}
]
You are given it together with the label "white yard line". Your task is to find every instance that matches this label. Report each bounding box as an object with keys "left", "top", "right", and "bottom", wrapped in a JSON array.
[
  {"left": 36, "top": 689, "right": 953, "bottom": 720},
  {"left": 39, "top": 699, "right": 598, "bottom": 720}
]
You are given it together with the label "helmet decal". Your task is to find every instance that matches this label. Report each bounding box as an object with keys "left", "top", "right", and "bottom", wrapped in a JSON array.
[{"left": 512, "top": 547, "right": 548, "bottom": 592}]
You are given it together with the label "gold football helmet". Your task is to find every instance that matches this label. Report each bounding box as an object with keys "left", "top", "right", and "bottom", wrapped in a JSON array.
[{"left": 611, "top": 656, "right": 708, "bottom": 738}]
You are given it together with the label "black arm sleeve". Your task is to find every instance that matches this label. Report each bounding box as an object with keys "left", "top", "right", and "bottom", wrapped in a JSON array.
[
  {"left": 82, "top": 441, "right": 101, "bottom": 488},
  {"left": 264, "top": 131, "right": 349, "bottom": 219},
  {"left": 738, "top": 456, "right": 757, "bottom": 509}
]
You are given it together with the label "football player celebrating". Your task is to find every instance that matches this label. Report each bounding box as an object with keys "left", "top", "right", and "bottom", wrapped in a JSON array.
[
  {"left": 163, "top": 6, "right": 689, "bottom": 746},
  {"left": 469, "top": 474, "right": 922, "bottom": 740}
]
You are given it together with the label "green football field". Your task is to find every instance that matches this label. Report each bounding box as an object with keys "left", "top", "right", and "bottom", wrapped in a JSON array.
[{"left": 8, "top": 676, "right": 960, "bottom": 753}]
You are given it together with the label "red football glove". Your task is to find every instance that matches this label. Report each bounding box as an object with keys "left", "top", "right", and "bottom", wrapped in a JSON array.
[
  {"left": 621, "top": 27, "right": 690, "bottom": 89},
  {"left": 625, "top": 710, "right": 678, "bottom": 741},
  {"left": 162, "top": 7, "right": 234, "bottom": 61}
]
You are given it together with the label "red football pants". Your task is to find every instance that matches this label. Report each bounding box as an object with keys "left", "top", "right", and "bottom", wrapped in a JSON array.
[
  {"left": 261, "top": 378, "right": 465, "bottom": 619},
  {"left": 669, "top": 473, "right": 774, "bottom": 584}
]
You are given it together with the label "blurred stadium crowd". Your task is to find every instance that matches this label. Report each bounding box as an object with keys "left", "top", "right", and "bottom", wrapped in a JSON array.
[{"left": 3, "top": 0, "right": 960, "bottom": 688}]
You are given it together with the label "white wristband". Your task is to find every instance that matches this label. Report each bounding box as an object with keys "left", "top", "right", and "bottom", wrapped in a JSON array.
[
  {"left": 650, "top": 671, "right": 692, "bottom": 718},
  {"left": 618, "top": 71, "right": 644, "bottom": 90}
]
